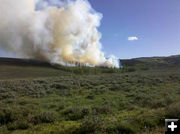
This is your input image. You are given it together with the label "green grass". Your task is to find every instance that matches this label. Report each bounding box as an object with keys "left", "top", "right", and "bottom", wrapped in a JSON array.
[{"left": 0, "top": 57, "right": 180, "bottom": 134}]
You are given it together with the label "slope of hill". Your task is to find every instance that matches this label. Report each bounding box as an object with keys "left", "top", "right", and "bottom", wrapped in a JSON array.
[
  {"left": 0, "top": 58, "right": 68, "bottom": 80},
  {"left": 0, "top": 57, "right": 52, "bottom": 67},
  {"left": 0, "top": 57, "right": 121, "bottom": 80},
  {"left": 0, "top": 55, "right": 180, "bottom": 134},
  {"left": 120, "top": 55, "right": 180, "bottom": 67}
]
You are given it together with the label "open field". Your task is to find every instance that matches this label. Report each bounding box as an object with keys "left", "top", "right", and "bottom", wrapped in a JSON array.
[{"left": 0, "top": 56, "right": 180, "bottom": 134}]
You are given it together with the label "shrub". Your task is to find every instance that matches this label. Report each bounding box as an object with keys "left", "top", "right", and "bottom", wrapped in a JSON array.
[
  {"left": 86, "top": 94, "right": 94, "bottom": 99},
  {"left": 51, "top": 83, "right": 68, "bottom": 90},
  {"left": 126, "top": 67, "right": 136, "bottom": 72},
  {"left": 0, "top": 108, "right": 15, "bottom": 125},
  {"left": 140, "top": 66, "right": 149, "bottom": 71},
  {"left": 29, "top": 111, "right": 56, "bottom": 125},
  {"left": 92, "top": 105, "right": 113, "bottom": 114},
  {"left": 131, "top": 110, "right": 165, "bottom": 130},
  {"left": 109, "top": 84, "right": 121, "bottom": 91},
  {"left": 165, "top": 102, "right": 180, "bottom": 119},
  {"left": 107, "top": 122, "right": 136, "bottom": 134},
  {"left": 64, "top": 107, "right": 90, "bottom": 120},
  {"left": 151, "top": 99, "right": 167, "bottom": 108},
  {"left": 7, "top": 120, "right": 30, "bottom": 130},
  {"left": 56, "top": 104, "right": 65, "bottom": 111},
  {"left": 75, "top": 115, "right": 105, "bottom": 134}
]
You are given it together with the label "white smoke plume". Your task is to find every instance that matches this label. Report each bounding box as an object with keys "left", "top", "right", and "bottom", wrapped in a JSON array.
[{"left": 0, "top": 0, "right": 119, "bottom": 68}]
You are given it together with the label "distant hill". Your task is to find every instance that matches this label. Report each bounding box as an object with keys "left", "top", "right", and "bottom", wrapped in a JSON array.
[
  {"left": 0, "top": 57, "right": 119, "bottom": 79},
  {"left": 120, "top": 55, "right": 180, "bottom": 68},
  {"left": 0, "top": 57, "right": 52, "bottom": 67},
  {"left": 0, "top": 57, "right": 65, "bottom": 80},
  {"left": 1, "top": 55, "right": 180, "bottom": 69}
]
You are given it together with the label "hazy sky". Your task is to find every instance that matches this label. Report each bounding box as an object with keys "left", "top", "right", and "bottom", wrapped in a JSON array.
[{"left": 0, "top": 0, "right": 180, "bottom": 59}]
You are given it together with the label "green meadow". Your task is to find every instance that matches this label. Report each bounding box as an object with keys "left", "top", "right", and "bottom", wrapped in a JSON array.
[{"left": 0, "top": 56, "right": 180, "bottom": 134}]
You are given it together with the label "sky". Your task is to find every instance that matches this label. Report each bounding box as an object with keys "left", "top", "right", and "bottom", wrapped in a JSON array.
[
  {"left": 88, "top": 0, "right": 180, "bottom": 59},
  {"left": 0, "top": 0, "right": 180, "bottom": 59}
]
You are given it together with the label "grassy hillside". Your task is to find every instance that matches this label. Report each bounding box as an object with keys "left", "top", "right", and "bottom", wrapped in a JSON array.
[
  {"left": 120, "top": 55, "right": 180, "bottom": 68},
  {"left": 0, "top": 56, "right": 180, "bottom": 134}
]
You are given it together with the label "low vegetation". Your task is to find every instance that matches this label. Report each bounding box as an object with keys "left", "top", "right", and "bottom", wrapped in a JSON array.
[{"left": 0, "top": 56, "right": 180, "bottom": 134}]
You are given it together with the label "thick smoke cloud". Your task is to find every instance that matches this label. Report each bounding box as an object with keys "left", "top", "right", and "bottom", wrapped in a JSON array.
[{"left": 0, "top": 0, "right": 119, "bottom": 67}]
